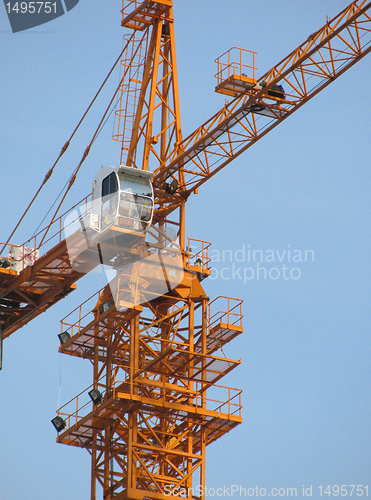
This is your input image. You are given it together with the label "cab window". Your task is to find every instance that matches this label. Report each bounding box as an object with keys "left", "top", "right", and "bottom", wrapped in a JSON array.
[{"left": 102, "top": 172, "right": 118, "bottom": 198}]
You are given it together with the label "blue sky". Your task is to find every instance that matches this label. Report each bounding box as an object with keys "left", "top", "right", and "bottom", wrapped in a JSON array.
[{"left": 1, "top": 1, "right": 371, "bottom": 499}]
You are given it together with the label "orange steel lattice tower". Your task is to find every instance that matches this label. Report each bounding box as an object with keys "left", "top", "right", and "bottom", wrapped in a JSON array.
[
  {"left": 1, "top": 1, "right": 371, "bottom": 499},
  {"left": 55, "top": 2, "right": 244, "bottom": 499}
]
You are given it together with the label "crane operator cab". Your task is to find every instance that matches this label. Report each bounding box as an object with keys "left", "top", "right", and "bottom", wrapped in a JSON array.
[
  {"left": 82, "top": 165, "right": 154, "bottom": 237},
  {"left": 71, "top": 165, "right": 154, "bottom": 271},
  {"left": 90, "top": 165, "right": 154, "bottom": 235}
]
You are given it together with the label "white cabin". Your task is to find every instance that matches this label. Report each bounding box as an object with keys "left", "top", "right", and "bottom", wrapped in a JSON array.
[{"left": 84, "top": 165, "right": 154, "bottom": 237}]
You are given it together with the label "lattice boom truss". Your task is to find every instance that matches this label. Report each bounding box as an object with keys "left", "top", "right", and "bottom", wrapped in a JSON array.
[{"left": 152, "top": 1, "right": 371, "bottom": 220}]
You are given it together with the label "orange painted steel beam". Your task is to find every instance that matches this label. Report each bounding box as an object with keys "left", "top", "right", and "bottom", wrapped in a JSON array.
[
  {"left": 152, "top": 0, "right": 371, "bottom": 220},
  {"left": 0, "top": 239, "right": 82, "bottom": 339},
  {"left": 121, "top": 0, "right": 172, "bottom": 31},
  {"left": 3, "top": 1, "right": 370, "bottom": 341}
]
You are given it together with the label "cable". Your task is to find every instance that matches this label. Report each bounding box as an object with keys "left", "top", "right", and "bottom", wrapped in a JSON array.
[
  {"left": 57, "top": 350, "right": 62, "bottom": 410},
  {"left": 32, "top": 175, "right": 73, "bottom": 238},
  {"left": 1, "top": 33, "right": 135, "bottom": 255},
  {"left": 38, "top": 30, "right": 149, "bottom": 249}
]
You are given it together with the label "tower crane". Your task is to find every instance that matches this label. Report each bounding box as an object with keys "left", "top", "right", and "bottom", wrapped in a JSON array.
[{"left": 1, "top": 1, "right": 371, "bottom": 499}]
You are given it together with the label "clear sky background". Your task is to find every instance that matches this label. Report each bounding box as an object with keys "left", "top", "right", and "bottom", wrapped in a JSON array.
[{"left": 1, "top": 1, "right": 371, "bottom": 499}]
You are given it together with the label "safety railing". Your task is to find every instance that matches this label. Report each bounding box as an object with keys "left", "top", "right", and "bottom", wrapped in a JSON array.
[
  {"left": 0, "top": 242, "right": 39, "bottom": 274},
  {"left": 208, "top": 296, "right": 243, "bottom": 331},
  {"left": 186, "top": 237, "right": 212, "bottom": 272},
  {"left": 60, "top": 286, "right": 107, "bottom": 339},
  {"left": 121, "top": 0, "right": 171, "bottom": 30},
  {"left": 215, "top": 47, "right": 257, "bottom": 87},
  {"left": 21, "top": 194, "right": 91, "bottom": 255},
  {"left": 57, "top": 387, "right": 93, "bottom": 430},
  {"left": 56, "top": 366, "right": 242, "bottom": 432},
  {"left": 1, "top": 194, "right": 91, "bottom": 275},
  {"left": 121, "top": 0, "right": 141, "bottom": 15},
  {"left": 195, "top": 382, "right": 242, "bottom": 418}
]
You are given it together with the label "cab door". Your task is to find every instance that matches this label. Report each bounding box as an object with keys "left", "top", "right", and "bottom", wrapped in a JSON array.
[{"left": 101, "top": 172, "right": 118, "bottom": 230}]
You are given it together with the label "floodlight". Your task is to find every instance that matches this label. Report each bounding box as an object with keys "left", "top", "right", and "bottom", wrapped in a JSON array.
[
  {"left": 101, "top": 301, "right": 111, "bottom": 314},
  {"left": 51, "top": 416, "right": 66, "bottom": 432},
  {"left": 58, "top": 331, "right": 71, "bottom": 345},
  {"left": 88, "top": 388, "right": 103, "bottom": 405}
]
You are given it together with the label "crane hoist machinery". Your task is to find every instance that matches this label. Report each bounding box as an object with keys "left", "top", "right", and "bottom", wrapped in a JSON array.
[{"left": 1, "top": 1, "right": 371, "bottom": 499}]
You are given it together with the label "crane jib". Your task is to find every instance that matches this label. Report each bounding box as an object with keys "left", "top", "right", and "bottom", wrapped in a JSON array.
[{"left": 152, "top": 1, "right": 371, "bottom": 203}]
